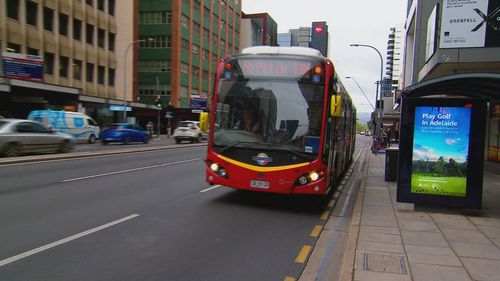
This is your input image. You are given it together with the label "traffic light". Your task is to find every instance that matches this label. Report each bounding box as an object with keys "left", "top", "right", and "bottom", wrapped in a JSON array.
[{"left": 154, "top": 98, "right": 162, "bottom": 108}]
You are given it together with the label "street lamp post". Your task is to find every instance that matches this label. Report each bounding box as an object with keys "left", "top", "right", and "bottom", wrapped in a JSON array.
[
  {"left": 350, "top": 44, "right": 384, "bottom": 137},
  {"left": 123, "top": 39, "right": 152, "bottom": 122},
  {"left": 345, "top": 76, "right": 375, "bottom": 110}
]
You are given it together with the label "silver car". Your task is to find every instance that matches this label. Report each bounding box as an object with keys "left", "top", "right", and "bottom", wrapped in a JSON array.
[{"left": 0, "top": 119, "right": 75, "bottom": 157}]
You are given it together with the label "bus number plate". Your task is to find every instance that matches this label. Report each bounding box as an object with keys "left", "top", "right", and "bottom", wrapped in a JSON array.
[{"left": 250, "top": 180, "right": 269, "bottom": 189}]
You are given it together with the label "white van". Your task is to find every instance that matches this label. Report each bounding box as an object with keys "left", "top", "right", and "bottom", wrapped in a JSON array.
[{"left": 28, "top": 110, "right": 100, "bottom": 143}]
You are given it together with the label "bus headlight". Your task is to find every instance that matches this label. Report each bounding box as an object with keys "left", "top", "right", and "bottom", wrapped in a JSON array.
[
  {"left": 218, "top": 168, "right": 227, "bottom": 178},
  {"left": 309, "top": 172, "right": 320, "bottom": 182},
  {"left": 298, "top": 176, "right": 308, "bottom": 185},
  {"left": 210, "top": 163, "right": 219, "bottom": 172}
]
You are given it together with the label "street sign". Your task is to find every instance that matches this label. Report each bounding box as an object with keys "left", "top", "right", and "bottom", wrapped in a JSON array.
[{"left": 165, "top": 111, "right": 173, "bottom": 118}]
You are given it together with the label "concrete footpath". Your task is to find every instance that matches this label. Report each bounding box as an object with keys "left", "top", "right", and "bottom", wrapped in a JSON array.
[{"left": 303, "top": 148, "right": 500, "bottom": 281}]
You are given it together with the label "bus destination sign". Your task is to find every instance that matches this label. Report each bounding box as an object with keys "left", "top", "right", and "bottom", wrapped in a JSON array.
[{"left": 237, "top": 59, "right": 315, "bottom": 78}]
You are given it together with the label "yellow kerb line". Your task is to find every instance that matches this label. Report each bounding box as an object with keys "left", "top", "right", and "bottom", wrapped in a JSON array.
[
  {"left": 295, "top": 245, "right": 312, "bottom": 263},
  {"left": 310, "top": 225, "right": 323, "bottom": 238},
  {"left": 320, "top": 210, "right": 329, "bottom": 220},
  {"left": 284, "top": 277, "right": 296, "bottom": 281}
]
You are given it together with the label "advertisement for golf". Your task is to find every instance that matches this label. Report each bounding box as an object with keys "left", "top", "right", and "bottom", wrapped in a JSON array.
[{"left": 411, "top": 106, "right": 472, "bottom": 197}]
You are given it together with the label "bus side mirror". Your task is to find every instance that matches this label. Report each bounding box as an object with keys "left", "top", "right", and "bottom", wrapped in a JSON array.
[{"left": 330, "top": 95, "right": 342, "bottom": 117}]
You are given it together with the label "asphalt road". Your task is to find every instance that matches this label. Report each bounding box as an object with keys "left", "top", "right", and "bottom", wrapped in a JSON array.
[{"left": 0, "top": 136, "right": 370, "bottom": 281}]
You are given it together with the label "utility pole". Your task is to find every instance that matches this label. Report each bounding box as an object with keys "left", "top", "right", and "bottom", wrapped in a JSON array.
[{"left": 156, "top": 77, "right": 161, "bottom": 137}]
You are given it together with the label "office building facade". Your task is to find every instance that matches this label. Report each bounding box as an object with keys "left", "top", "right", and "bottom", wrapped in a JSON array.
[
  {"left": 0, "top": 0, "right": 144, "bottom": 121},
  {"left": 402, "top": 0, "right": 500, "bottom": 162},
  {"left": 138, "top": 0, "right": 241, "bottom": 112}
]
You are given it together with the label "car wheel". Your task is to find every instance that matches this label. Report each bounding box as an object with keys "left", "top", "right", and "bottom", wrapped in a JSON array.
[
  {"left": 143, "top": 136, "right": 149, "bottom": 144},
  {"left": 88, "top": 134, "right": 97, "bottom": 144},
  {"left": 123, "top": 137, "right": 130, "bottom": 145},
  {"left": 175, "top": 139, "right": 181, "bottom": 144},
  {"left": 197, "top": 134, "right": 202, "bottom": 143},
  {"left": 101, "top": 140, "right": 108, "bottom": 145},
  {"left": 59, "top": 140, "right": 73, "bottom": 153},
  {"left": 3, "top": 143, "right": 20, "bottom": 157}
]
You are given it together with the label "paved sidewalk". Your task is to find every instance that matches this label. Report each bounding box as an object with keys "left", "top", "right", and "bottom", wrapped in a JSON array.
[{"left": 345, "top": 151, "right": 500, "bottom": 281}]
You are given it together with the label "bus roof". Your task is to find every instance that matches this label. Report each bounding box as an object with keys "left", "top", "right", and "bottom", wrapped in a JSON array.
[{"left": 240, "top": 46, "right": 324, "bottom": 58}]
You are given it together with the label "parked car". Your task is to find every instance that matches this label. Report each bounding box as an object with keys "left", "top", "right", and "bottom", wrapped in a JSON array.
[
  {"left": 0, "top": 119, "right": 75, "bottom": 157},
  {"left": 100, "top": 123, "right": 149, "bottom": 145},
  {"left": 173, "top": 121, "right": 203, "bottom": 143}
]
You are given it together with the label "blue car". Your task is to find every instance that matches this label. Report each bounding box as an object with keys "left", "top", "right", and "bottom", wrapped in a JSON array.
[{"left": 100, "top": 123, "right": 150, "bottom": 145}]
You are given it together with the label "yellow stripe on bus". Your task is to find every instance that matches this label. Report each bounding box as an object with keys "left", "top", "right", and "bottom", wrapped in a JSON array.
[{"left": 216, "top": 154, "right": 310, "bottom": 172}]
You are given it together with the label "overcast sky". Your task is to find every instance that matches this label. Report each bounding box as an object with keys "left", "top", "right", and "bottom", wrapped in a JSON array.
[{"left": 242, "top": 0, "right": 408, "bottom": 113}]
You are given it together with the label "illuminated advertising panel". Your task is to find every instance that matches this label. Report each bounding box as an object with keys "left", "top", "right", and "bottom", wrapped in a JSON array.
[
  {"left": 397, "top": 98, "right": 487, "bottom": 208},
  {"left": 411, "top": 106, "right": 471, "bottom": 197}
]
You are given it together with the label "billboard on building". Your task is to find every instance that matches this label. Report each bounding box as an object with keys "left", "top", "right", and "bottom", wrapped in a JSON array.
[
  {"left": 2, "top": 52, "right": 44, "bottom": 81},
  {"left": 190, "top": 95, "right": 208, "bottom": 109},
  {"left": 440, "top": 0, "right": 500, "bottom": 48}
]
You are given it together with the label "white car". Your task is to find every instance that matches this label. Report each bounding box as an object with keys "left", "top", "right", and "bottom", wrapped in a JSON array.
[{"left": 173, "top": 121, "right": 203, "bottom": 143}]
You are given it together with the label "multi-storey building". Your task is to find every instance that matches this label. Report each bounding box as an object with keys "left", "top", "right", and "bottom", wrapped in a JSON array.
[
  {"left": 402, "top": 0, "right": 500, "bottom": 162},
  {"left": 137, "top": 0, "right": 242, "bottom": 117},
  {"left": 0, "top": 0, "right": 141, "bottom": 123},
  {"left": 240, "top": 12, "right": 277, "bottom": 49},
  {"left": 278, "top": 23, "right": 329, "bottom": 56}
]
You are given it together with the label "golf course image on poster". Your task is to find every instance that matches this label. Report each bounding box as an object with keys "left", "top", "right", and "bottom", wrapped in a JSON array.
[{"left": 411, "top": 106, "right": 471, "bottom": 197}]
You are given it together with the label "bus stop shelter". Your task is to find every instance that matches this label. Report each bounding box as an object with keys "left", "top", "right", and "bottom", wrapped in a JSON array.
[{"left": 395, "top": 73, "right": 500, "bottom": 209}]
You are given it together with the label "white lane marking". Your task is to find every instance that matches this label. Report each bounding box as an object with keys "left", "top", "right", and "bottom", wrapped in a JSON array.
[
  {"left": 0, "top": 214, "right": 140, "bottom": 268},
  {"left": 62, "top": 158, "right": 202, "bottom": 182},
  {"left": 200, "top": 185, "right": 221, "bottom": 193}
]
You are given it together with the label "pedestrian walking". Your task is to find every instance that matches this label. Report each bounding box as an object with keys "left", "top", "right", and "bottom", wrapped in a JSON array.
[{"left": 146, "top": 121, "right": 153, "bottom": 136}]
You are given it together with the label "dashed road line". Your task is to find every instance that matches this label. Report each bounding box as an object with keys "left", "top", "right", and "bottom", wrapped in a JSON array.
[
  {"left": 200, "top": 185, "right": 221, "bottom": 193},
  {"left": 62, "top": 158, "right": 201, "bottom": 182},
  {"left": 0, "top": 214, "right": 140, "bottom": 267}
]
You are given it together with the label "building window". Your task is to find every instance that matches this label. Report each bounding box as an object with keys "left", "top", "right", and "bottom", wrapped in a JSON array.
[
  {"left": 108, "top": 0, "right": 115, "bottom": 15},
  {"left": 203, "top": 28, "right": 210, "bottom": 42},
  {"left": 181, "top": 39, "right": 190, "bottom": 51},
  {"left": 73, "top": 59, "right": 82, "bottom": 80},
  {"left": 139, "top": 35, "right": 170, "bottom": 48},
  {"left": 27, "top": 48, "right": 38, "bottom": 55},
  {"left": 7, "top": 42, "right": 21, "bottom": 53},
  {"left": 7, "top": 0, "right": 20, "bottom": 20},
  {"left": 59, "top": 56, "right": 69, "bottom": 77},
  {"left": 181, "top": 15, "right": 189, "bottom": 29},
  {"left": 26, "top": 1, "right": 38, "bottom": 26},
  {"left": 86, "top": 24, "right": 94, "bottom": 45},
  {"left": 97, "top": 0, "right": 105, "bottom": 11},
  {"left": 97, "top": 65, "right": 105, "bottom": 85},
  {"left": 43, "top": 7, "right": 54, "bottom": 31},
  {"left": 193, "top": 22, "right": 200, "bottom": 35},
  {"left": 59, "top": 13, "right": 69, "bottom": 36},
  {"left": 140, "top": 11, "right": 172, "bottom": 24},
  {"left": 202, "top": 49, "right": 209, "bottom": 60},
  {"left": 73, "top": 19, "right": 82, "bottom": 40},
  {"left": 192, "top": 44, "right": 199, "bottom": 57},
  {"left": 98, "top": 28, "right": 105, "bottom": 48},
  {"left": 108, "top": 32, "right": 116, "bottom": 51},
  {"left": 138, "top": 60, "right": 170, "bottom": 72},
  {"left": 86, "top": 63, "right": 94, "bottom": 82},
  {"left": 44, "top": 52, "right": 55, "bottom": 75},
  {"left": 194, "top": 0, "right": 201, "bottom": 12},
  {"left": 108, "top": 68, "right": 115, "bottom": 86},
  {"left": 202, "top": 70, "right": 210, "bottom": 82},
  {"left": 180, "top": 63, "right": 189, "bottom": 74},
  {"left": 192, "top": 66, "right": 199, "bottom": 78}
]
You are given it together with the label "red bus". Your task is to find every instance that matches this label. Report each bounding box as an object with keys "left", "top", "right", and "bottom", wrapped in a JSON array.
[{"left": 205, "top": 46, "right": 356, "bottom": 195}]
